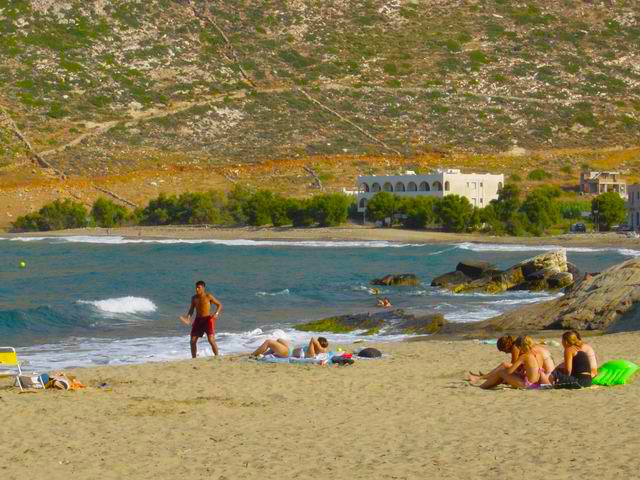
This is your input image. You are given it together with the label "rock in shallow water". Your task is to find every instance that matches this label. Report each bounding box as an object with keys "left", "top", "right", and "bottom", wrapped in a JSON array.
[
  {"left": 432, "top": 250, "right": 570, "bottom": 294},
  {"left": 294, "top": 309, "right": 446, "bottom": 335},
  {"left": 371, "top": 273, "right": 420, "bottom": 286}
]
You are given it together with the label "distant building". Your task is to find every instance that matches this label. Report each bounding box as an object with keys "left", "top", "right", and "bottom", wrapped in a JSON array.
[
  {"left": 580, "top": 171, "right": 627, "bottom": 198},
  {"left": 627, "top": 184, "right": 640, "bottom": 230},
  {"left": 356, "top": 169, "right": 504, "bottom": 213}
]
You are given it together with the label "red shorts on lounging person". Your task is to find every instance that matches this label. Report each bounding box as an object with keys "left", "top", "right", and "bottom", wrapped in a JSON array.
[{"left": 191, "top": 315, "right": 215, "bottom": 338}]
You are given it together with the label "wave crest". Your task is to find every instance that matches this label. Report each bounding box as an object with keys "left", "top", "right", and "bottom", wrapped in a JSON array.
[{"left": 77, "top": 296, "right": 157, "bottom": 314}]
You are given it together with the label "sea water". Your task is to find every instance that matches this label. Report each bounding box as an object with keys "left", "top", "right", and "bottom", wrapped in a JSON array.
[{"left": 0, "top": 235, "right": 636, "bottom": 370}]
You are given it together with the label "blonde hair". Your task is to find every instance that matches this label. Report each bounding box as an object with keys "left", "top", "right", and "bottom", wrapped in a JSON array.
[
  {"left": 562, "top": 331, "right": 583, "bottom": 348},
  {"left": 514, "top": 335, "right": 534, "bottom": 353}
]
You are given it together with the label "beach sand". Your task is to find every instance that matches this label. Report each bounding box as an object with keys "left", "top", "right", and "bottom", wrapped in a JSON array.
[{"left": 2, "top": 333, "right": 640, "bottom": 479}]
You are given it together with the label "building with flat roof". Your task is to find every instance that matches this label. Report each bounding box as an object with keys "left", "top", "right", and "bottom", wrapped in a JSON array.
[
  {"left": 356, "top": 169, "right": 504, "bottom": 212},
  {"left": 627, "top": 184, "right": 640, "bottom": 230},
  {"left": 580, "top": 171, "right": 627, "bottom": 198}
]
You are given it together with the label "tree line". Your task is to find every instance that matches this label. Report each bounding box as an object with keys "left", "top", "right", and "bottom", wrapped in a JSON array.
[
  {"left": 365, "top": 184, "right": 626, "bottom": 234},
  {"left": 11, "top": 187, "right": 354, "bottom": 231},
  {"left": 11, "top": 184, "right": 627, "bottom": 235}
]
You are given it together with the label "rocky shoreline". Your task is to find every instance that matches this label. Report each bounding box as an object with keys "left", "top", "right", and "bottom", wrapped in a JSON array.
[{"left": 295, "top": 251, "right": 640, "bottom": 338}]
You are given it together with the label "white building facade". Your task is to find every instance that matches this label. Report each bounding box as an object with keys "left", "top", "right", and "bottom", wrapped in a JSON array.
[
  {"left": 627, "top": 184, "right": 640, "bottom": 230},
  {"left": 356, "top": 169, "right": 504, "bottom": 212}
]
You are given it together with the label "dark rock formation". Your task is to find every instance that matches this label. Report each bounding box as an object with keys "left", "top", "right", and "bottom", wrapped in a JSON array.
[
  {"left": 431, "top": 250, "right": 572, "bottom": 294},
  {"left": 438, "top": 257, "right": 640, "bottom": 335},
  {"left": 295, "top": 309, "right": 446, "bottom": 335},
  {"left": 371, "top": 273, "right": 420, "bottom": 287},
  {"left": 455, "top": 260, "right": 498, "bottom": 279}
]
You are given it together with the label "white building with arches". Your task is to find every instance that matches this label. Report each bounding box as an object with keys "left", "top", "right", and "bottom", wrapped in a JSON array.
[{"left": 356, "top": 169, "right": 504, "bottom": 213}]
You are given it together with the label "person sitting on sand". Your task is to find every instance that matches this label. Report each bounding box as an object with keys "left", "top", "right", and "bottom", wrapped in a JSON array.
[
  {"left": 468, "top": 335, "right": 554, "bottom": 383},
  {"left": 291, "top": 337, "right": 329, "bottom": 358},
  {"left": 251, "top": 337, "right": 291, "bottom": 358},
  {"left": 468, "top": 335, "right": 518, "bottom": 382},
  {"left": 473, "top": 336, "right": 551, "bottom": 389},
  {"left": 551, "top": 331, "right": 597, "bottom": 388}
]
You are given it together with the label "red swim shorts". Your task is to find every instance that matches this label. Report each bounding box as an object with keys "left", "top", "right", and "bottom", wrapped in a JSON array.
[{"left": 190, "top": 315, "right": 215, "bottom": 338}]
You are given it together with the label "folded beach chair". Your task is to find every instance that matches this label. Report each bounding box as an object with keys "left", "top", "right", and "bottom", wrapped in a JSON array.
[{"left": 0, "top": 347, "right": 46, "bottom": 392}]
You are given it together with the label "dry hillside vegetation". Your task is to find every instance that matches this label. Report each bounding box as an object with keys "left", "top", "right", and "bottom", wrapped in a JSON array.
[{"left": 0, "top": 1, "right": 639, "bottom": 226}]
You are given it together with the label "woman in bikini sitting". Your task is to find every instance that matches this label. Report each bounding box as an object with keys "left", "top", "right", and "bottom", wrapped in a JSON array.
[
  {"left": 551, "top": 330, "right": 597, "bottom": 388},
  {"left": 468, "top": 335, "right": 554, "bottom": 383},
  {"left": 475, "top": 336, "right": 551, "bottom": 389}
]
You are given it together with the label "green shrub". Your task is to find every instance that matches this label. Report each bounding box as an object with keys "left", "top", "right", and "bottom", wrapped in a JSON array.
[
  {"left": 527, "top": 169, "right": 552, "bottom": 181},
  {"left": 559, "top": 201, "right": 590, "bottom": 219},
  {"left": 592, "top": 192, "right": 626, "bottom": 231},
  {"left": 12, "top": 199, "right": 88, "bottom": 232},
  {"left": 520, "top": 190, "right": 560, "bottom": 231},
  {"left": 91, "top": 197, "right": 129, "bottom": 228},
  {"left": 365, "top": 192, "right": 400, "bottom": 225},
  {"left": 288, "top": 198, "right": 315, "bottom": 227},
  {"left": 435, "top": 195, "right": 473, "bottom": 232},
  {"left": 510, "top": 173, "right": 522, "bottom": 182},
  {"left": 308, "top": 193, "right": 350, "bottom": 227},
  {"left": 400, "top": 196, "right": 437, "bottom": 229}
]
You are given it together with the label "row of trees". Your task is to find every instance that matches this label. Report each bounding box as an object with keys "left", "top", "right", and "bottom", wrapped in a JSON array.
[
  {"left": 11, "top": 187, "right": 354, "bottom": 232},
  {"left": 365, "top": 185, "right": 627, "bottom": 234},
  {"left": 12, "top": 185, "right": 627, "bottom": 235}
]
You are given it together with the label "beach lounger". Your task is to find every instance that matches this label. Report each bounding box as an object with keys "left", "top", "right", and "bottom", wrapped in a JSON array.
[
  {"left": 0, "top": 347, "right": 46, "bottom": 392},
  {"left": 0, "top": 347, "right": 24, "bottom": 392}
]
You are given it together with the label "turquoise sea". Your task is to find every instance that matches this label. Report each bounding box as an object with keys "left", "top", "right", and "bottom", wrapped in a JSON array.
[{"left": 1, "top": 235, "right": 636, "bottom": 370}]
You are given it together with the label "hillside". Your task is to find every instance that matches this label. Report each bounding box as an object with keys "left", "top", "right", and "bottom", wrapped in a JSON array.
[{"left": 1, "top": 0, "right": 640, "bottom": 227}]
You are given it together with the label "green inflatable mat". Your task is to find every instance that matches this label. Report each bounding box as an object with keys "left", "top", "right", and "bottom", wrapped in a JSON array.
[{"left": 592, "top": 360, "right": 640, "bottom": 386}]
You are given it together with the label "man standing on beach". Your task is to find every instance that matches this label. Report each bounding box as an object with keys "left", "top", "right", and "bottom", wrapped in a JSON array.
[{"left": 181, "top": 280, "right": 223, "bottom": 358}]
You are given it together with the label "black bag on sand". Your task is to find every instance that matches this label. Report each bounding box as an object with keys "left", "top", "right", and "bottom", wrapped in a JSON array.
[
  {"left": 553, "top": 371, "right": 589, "bottom": 389},
  {"left": 357, "top": 347, "right": 382, "bottom": 358}
]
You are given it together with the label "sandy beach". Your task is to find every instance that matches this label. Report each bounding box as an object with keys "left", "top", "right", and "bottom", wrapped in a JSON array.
[
  {"left": 5, "top": 224, "right": 640, "bottom": 249},
  {"left": 2, "top": 333, "right": 640, "bottom": 479}
]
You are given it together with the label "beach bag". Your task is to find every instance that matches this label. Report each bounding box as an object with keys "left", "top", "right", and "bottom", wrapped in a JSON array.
[{"left": 358, "top": 347, "right": 382, "bottom": 358}]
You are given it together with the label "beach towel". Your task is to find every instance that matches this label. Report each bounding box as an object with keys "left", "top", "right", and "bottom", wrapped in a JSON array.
[{"left": 256, "top": 352, "right": 335, "bottom": 365}]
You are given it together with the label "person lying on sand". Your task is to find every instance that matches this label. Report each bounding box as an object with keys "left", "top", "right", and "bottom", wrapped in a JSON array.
[
  {"left": 472, "top": 336, "right": 551, "bottom": 389},
  {"left": 251, "top": 338, "right": 290, "bottom": 358},
  {"left": 468, "top": 335, "right": 554, "bottom": 382},
  {"left": 291, "top": 337, "right": 329, "bottom": 358},
  {"left": 550, "top": 330, "right": 598, "bottom": 388}
]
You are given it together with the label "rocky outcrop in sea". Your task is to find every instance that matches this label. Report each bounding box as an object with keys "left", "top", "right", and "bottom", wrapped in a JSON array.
[
  {"left": 431, "top": 250, "right": 575, "bottom": 293},
  {"left": 440, "top": 257, "right": 640, "bottom": 335}
]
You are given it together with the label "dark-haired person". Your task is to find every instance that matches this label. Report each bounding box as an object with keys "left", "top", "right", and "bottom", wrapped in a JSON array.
[
  {"left": 181, "top": 280, "right": 223, "bottom": 358},
  {"left": 292, "top": 337, "right": 329, "bottom": 358},
  {"left": 467, "top": 335, "right": 519, "bottom": 382}
]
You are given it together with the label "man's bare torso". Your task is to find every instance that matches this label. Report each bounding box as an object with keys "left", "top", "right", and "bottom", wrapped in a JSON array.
[{"left": 192, "top": 293, "right": 215, "bottom": 317}]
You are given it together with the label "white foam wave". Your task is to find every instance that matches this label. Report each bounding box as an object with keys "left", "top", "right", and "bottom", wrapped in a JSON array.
[
  {"left": 4, "top": 235, "right": 421, "bottom": 248},
  {"left": 77, "top": 296, "right": 157, "bottom": 314},
  {"left": 256, "top": 289, "right": 290, "bottom": 297},
  {"left": 455, "top": 242, "right": 640, "bottom": 256},
  {"left": 17, "top": 326, "right": 411, "bottom": 370}
]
